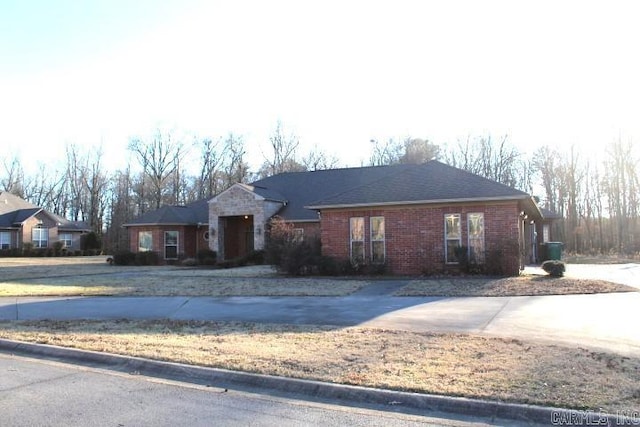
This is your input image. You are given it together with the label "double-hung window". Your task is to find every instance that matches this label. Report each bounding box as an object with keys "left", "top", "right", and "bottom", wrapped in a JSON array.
[
  {"left": 32, "top": 226, "right": 48, "bottom": 248},
  {"left": 467, "top": 213, "right": 485, "bottom": 263},
  {"left": 138, "top": 231, "right": 152, "bottom": 252},
  {"left": 444, "top": 214, "right": 461, "bottom": 263},
  {"left": 370, "top": 217, "right": 385, "bottom": 264},
  {"left": 350, "top": 217, "right": 365, "bottom": 264},
  {"left": 59, "top": 233, "right": 73, "bottom": 248},
  {"left": 0, "top": 231, "right": 10, "bottom": 249},
  {"left": 164, "top": 231, "right": 178, "bottom": 259}
]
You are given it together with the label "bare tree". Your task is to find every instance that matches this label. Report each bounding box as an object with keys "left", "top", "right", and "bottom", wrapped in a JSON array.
[
  {"left": 399, "top": 138, "right": 440, "bottom": 164},
  {"left": 196, "top": 138, "right": 225, "bottom": 199},
  {"left": 222, "top": 133, "right": 250, "bottom": 187},
  {"left": 1, "top": 155, "right": 26, "bottom": 197},
  {"left": 369, "top": 138, "right": 403, "bottom": 166},
  {"left": 445, "top": 135, "right": 527, "bottom": 190},
  {"left": 258, "top": 121, "right": 304, "bottom": 178},
  {"left": 302, "top": 145, "right": 340, "bottom": 171},
  {"left": 128, "top": 129, "right": 184, "bottom": 210}
]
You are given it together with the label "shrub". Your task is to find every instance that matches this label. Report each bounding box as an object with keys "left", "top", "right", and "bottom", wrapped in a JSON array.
[
  {"left": 82, "top": 232, "right": 102, "bottom": 251},
  {"left": 135, "top": 251, "right": 159, "bottom": 266},
  {"left": 22, "top": 243, "right": 34, "bottom": 256},
  {"left": 196, "top": 249, "right": 217, "bottom": 266},
  {"left": 112, "top": 250, "right": 136, "bottom": 265},
  {"left": 53, "top": 241, "right": 64, "bottom": 256},
  {"left": 542, "top": 260, "right": 566, "bottom": 277},
  {"left": 180, "top": 258, "right": 198, "bottom": 267}
]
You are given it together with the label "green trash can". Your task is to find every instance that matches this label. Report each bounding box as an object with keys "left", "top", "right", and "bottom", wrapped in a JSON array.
[{"left": 546, "top": 242, "right": 563, "bottom": 261}]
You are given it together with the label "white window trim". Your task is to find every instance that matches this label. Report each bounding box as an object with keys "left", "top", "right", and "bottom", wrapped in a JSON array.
[
  {"left": 370, "top": 216, "right": 385, "bottom": 264},
  {"left": 32, "top": 226, "right": 49, "bottom": 249},
  {"left": 59, "top": 233, "right": 73, "bottom": 248},
  {"left": 0, "top": 231, "right": 11, "bottom": 249},
  {"left": 164, "top": 231, "right": 179, "bottom": 260},
  {"left": 467, "top": 213, "right": 485, "bottom": 264},
  {"left": 138, "top": 231, "right": 153, "bottom": 252},
  {"left": 444, "top": 213, "right": 461, "bottom": 264},
  {"left": 350, "top": 217, "right": 365, "bottom": 263}
]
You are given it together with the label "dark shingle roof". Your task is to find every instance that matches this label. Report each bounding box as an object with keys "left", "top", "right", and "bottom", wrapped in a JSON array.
[
  {"left": 540, "top": 207, "right": 562, "bottom": 220},
  {"left": 251, "top": 161, "right": 534, "bottom": 220},
  {"left": 124, "top": 198, "right": 209, "bottom": 226},
  {"left": 0, "top": 192, "right": 90, "bottom": 231},
  {"left": 127, "top": 161, "right": 539, "bottom": 226}
]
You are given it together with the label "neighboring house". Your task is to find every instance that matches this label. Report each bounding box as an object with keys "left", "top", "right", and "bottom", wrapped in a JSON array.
[
  {"left": 124, "top": 161, "right": 556, "bottom": 275},
  {"left": 0, "top": 192, "right": 90, "bottom": 252}
]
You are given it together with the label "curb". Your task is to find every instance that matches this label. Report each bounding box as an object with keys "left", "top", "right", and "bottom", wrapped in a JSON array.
[{"left": 0, "top": 338, "right": 631, "bottom": 426}]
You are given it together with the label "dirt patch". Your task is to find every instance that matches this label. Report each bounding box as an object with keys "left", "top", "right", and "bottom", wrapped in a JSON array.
[
  {"left": 396, "top": 275, "right": 636, "bottom": 297},
  {"left": 1, "top": 319, "right": 638, "bottom": 413}
]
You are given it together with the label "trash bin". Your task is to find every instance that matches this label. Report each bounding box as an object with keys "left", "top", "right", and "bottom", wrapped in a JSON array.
[{"left": 546, "top": 242, "right": 563, "bottom": 261}]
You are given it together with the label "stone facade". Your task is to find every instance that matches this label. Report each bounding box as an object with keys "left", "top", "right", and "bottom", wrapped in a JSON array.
[{"left": 208, "top": 184, "right": 283, "bottom": 260}]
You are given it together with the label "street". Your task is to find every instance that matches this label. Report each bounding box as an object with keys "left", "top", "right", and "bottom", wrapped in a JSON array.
[{"left": 0, "top": 353, "right": 511, "bottom": 427}]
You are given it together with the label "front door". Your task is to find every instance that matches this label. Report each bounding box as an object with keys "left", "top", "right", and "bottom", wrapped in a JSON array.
[{"left": 223, "top": 215, "right": 254, "bottom": 260}]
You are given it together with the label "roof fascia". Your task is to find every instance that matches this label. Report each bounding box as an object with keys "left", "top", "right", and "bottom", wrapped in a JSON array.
[{"left": 306, "top": 195, "right": 531, "bottom": 210}]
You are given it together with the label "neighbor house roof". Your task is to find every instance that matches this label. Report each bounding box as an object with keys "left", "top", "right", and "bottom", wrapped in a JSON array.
[
  {"left": 0, "top": 191, "right": 91, "bottom": 231},
  {"left": 123, "top": 198, "right": 209, "bottom": 227}
]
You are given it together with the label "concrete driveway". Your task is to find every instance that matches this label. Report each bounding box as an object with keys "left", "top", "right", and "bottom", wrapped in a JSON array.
[{"left": 1, "top": 262, "right": 638, "bottom": 357}]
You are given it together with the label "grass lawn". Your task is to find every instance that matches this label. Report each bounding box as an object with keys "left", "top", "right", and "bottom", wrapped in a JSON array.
[
  {"left": 0, "top": 319, "right": 638, "bottom": 413},
  {"left": 397, "top": 275, "right": 636, "bottom": 297},
  {"left": 0, "top": 257, "right": 635, "bottom": 297}
]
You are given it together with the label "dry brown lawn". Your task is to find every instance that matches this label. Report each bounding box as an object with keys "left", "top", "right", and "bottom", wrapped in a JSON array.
[
  {"left": 397, "top": 275, "right": 635, "bottom": 297},
  {"left": 0, "top": 258, "right": 366, "bottom": 296},
  {"left": 0, "top": 257, "right": 635, "bottom": 297},
  {"left": 1, "top": 319, "right": 638, "bottom": 413}
]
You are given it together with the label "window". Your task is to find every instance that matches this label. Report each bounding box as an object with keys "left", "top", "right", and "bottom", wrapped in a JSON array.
[
  {"left": 59, "top": 233, "right": 73, "bottom": 248},
  {"left": 164, "top": 231, "right": 178, "bottom": 259},
  {"left": 350, "top": 217, "right": 365, "bottom": 264},
  {"left": 444, "top": 214, "right": 461, "bottom": 263},
  {"left": 138, "top": 231, "right": 152, "bottom": 252},
  {"left": 292, "top": 228, "right": 304, "bottom": 243},
  {"left": 0, "top": 231, "right": 10, "bottom": 249},
  {"left": 542, "top": 224, "right": 550, "bottom": 243},
  {"left": 370, "top": 216, "right": 385, "bottom": 264},
  {"left": 32, "top": 226, "right": 48, "bottom": 248},
  {"left": 467, "top": 213, "right": 485, "bottom": 264}
]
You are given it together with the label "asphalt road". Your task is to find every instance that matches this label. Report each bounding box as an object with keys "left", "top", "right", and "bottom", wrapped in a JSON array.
[{"left": 0, "top": 352, "right": 511, "bottom": 427}]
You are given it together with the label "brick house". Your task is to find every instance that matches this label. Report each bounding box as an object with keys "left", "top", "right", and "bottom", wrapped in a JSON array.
[
  {"left": 0, "top": 191, "right": 90, "bottom": 252},
  {"left": 124, "top": 161, "right": 553, "bottom": 275}
]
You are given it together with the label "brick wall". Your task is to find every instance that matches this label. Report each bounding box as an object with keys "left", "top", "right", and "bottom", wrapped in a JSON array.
[
  {"left": 320, "top": 201, "right": 521, "bottom": 276},
  {"left": 128, "top": 225, "right": 204, "bottom": 264}
]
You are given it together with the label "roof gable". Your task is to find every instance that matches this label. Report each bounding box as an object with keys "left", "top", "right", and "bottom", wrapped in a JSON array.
[{"left": 0, "top": 192, "right": 38, "bottom": 215}]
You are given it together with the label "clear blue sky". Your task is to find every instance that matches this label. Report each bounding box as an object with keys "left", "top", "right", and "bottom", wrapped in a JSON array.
[{"left": 2, "top": 0, "right": 639, "bottom": 173}]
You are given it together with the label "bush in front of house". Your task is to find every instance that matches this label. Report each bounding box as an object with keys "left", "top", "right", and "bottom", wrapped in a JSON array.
[
  {"left": 264, "top": 216, "right": 324, "bottom": 275},
  {"left": 81, "top": 232, "right": 102, "bottom": 251},
  {"left": 135, "top": 251, "right": 159, "bottom": 266},
  {"left": 196, "top": 249, "right": 217, "bottom": 266},
  {"left": 112, "top": 250, "right": 137, "bottom": 265},
  {"left": 542, "top": 260, "right": 566, "bottom": 277}
]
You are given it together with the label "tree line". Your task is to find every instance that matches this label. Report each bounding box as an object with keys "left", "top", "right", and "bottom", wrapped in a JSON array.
[{"left": 1, "top": 123, "right": 638, "bottom": 256}]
